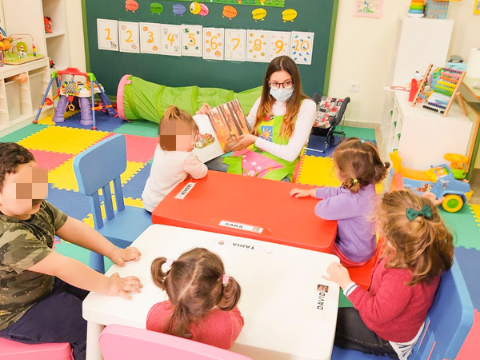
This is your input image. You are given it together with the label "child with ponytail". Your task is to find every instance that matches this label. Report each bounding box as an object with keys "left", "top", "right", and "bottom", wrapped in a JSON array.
[
  {"left": 147, "top": 248, "right": 243, "bottom": 349},
  {"left": 142, "top": 105, "right": 208, "bottom": 212},
  {"left": 290, "top": 138, "right": 389, "bottom": 266},
  {"left": 324, "top": 190, "right": 454, "bottom": 359}
]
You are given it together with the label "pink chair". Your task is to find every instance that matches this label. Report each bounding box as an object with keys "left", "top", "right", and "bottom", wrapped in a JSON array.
[
  {"left": 0, "top": 338, "right": 72, "bottom": 360},
  {"left": 99, "top": 324, "right": 252, "bottom": 360}
]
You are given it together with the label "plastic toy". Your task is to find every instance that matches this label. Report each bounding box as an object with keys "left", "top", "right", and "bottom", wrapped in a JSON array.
[
  {"left": 33, "top": 68, "right": 117, "bottom": 130},
  {"left": 2, "top": 33, "right": 44, "bottom": 65},
  {"left": 44, "top": 17, "right": 52, "bottom": 33},
  {"left": 390, "top": 151, "right": 473, "bottom": 212},
  {"left": 444, "top": 153, "right": 468, "bottom": 180}
]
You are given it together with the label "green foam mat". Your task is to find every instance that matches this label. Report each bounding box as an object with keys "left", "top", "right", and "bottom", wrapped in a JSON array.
[
  {"left": 441, "top": 205, "right": 480, "bottom": 251},
  {"left": 336, "top": 126, "right": 376, "bottom": 141},
  {"left": 113, "top": 120, "right": 158, "bottom": 138},
  {"left": 55, "top": 240, "right": 114, "bottom": 271},
  {"left": 0, "top": 124, "right": 49, "bottom": 143}
]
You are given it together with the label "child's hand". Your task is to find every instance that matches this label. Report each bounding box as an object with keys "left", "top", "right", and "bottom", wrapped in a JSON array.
[
  {"left": 422, "top": 191, "right": 445, "bottom": 207},
  {"left": 107, "top": 272, "right": 143, "bottom": 300},
  {"left": 322, "top": 262, "right": 352, "bottom": 290},
  {"left": 108, "top": 246, "right": 142, "bottom": 267},
  {"left": 290, "top": 188, "right": 316, "bottom": 198},
  {"left": 196, "top": 103, "right": 211, "bottom": 115}
]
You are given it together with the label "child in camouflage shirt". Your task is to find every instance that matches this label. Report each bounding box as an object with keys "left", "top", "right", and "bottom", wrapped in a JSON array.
[{"left": 0, "top": 143, "right": 143, "bottom": 360}]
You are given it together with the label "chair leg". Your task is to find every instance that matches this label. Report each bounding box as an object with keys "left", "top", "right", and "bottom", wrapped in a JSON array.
[{"left": 89, "top": 252, "right": 105, "bottom": 273}]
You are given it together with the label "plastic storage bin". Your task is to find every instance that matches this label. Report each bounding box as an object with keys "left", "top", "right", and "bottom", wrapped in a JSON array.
[{"left": 5, "top": 79, "right": 21, "bottom": 122}]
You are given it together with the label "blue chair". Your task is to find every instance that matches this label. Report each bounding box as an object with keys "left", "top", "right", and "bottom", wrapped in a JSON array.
[
  {"left": 331, "top": 257, "right": 474, "bottom": 360},
  {"left": 73, "top": 134, "right": 152, "bottom": 273}
]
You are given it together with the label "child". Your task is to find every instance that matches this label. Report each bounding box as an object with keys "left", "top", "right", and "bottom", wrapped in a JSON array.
[
  {"left": 324, "top": 190, "right": 454, "bottom": 359},
  {"left": 142, "top": 105, "right": 208, "bottom": 212},
  {"left": 290, "top": 138, "right": 389, "bottom": 266},
  {"left": 147, "top": 248, "right": 243, "bottom": 349},
  {"left": 0, "top": 143, "right": 143, "bottom": 360},
  {"left": 199, "top": 55, "right": 316, "bottom": 181}
]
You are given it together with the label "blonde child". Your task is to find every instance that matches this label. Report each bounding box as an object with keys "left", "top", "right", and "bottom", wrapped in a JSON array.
[
  {"left": 142, "top": 106, "right": 208, "bottom": 212},
  {"left": 290, "top": 138, "right": 389, "bottom": 266},
  {"left": 324, "top": 190, "right": 454, "bottom": 359},
  {"left": 0, "top": 143, "right": 142, "bottom": 360},
  {"left": 147, "top": 248, "right": 243, "bottom": 349}
]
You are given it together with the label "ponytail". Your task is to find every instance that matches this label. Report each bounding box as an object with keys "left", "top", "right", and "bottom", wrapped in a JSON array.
[
  {"left": 158, "top": 105, "right": 199, "bottom": 151},
  {"left": 151, "top": 257, "right": 169, "bottom": 290},
  {"left": 218, "top": 276, "right": 241, "bottom": 311}
]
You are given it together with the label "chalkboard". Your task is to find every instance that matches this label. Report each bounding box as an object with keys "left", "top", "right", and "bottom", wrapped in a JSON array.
[{"left": 82, "top": 0, "right": 338, "bottom": 98}]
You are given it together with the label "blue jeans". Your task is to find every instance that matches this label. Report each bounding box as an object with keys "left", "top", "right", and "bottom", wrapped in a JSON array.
[
  {"left": 335, "top": 308, "right": 398, "bottom": 359},
  {"left": 0, "top": 278, "right": 88, "bottom": 360},
  {"left": 205, "top": 155, "right": 291, "bottom": 182}
]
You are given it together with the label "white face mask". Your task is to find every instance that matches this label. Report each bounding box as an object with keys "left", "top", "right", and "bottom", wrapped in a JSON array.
[{"left": 270, "top": 87, "right": 294, "bottom": 102}]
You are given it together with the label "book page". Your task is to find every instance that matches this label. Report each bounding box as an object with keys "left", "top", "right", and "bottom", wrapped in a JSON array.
[
  {"left": 208, "top": 99, "right": 250, "bottom": 152},
  {"left": 192, "top": 115, "right": 224, "bottom": 163}
]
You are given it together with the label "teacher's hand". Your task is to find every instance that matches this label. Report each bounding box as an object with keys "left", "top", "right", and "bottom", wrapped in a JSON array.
[{"left": 231, "top": 134, "right": 257, "bottom": 151}]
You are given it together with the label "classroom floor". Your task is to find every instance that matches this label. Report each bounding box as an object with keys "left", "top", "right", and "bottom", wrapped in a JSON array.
[{"left": 1, "top": 111, "right": 479, "bottom": 354}]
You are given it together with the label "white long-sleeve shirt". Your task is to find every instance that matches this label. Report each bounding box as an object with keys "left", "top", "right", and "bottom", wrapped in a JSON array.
[
  {"left": 142, "top": 146, "right": 208, "bottom": 211},
  {"left": 246, "top": 97, "right": 317, "bottom": 162}
]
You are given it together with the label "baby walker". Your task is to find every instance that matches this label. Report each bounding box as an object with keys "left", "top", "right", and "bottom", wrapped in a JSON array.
[{"left": 33, "top": 68, "right": 117, "bottom": 130}]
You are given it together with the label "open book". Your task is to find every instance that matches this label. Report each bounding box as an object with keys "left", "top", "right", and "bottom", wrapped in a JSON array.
[{"left": 193, "top": 99, "right": 251, "bottom": 163}]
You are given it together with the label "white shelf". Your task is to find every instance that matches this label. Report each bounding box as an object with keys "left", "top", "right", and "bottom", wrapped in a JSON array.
[{"left": 45, "top": 31, "right": 66, "bottom": 39}]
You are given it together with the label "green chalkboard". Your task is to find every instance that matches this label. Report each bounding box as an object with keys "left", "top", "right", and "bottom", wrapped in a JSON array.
[{"left": 82, "top": 0, "right": 338, "bottom": 98}]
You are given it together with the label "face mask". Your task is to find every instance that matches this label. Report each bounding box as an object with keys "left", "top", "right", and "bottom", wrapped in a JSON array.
[{"left": 270, "top": 87, "right": 294, "bottom": 102}]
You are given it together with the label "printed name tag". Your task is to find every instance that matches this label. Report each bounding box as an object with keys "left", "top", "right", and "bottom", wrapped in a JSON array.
[
  {"left": 314, "top": 284, "right": 329, "bottom": 314},
  {"left": 174, "top": 182, "right": 196, "bottom": 199},
  {"left": 219, "top": 220, "right": 263, "bottom": 233}
]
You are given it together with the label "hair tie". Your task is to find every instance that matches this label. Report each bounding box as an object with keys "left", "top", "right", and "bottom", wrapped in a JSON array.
[
  {"left": 222, "top": 274, "right": 230, "bottom": 286},
  {"left": 165, "top": 258, "right": 175, "bottom": 268},
  {"left": 353, "top": 179, "right": 358, "bottom": 184},
  {"left": 360, "top": 139, "right": 365, "bottom": 143},
  {"left": 406, "top": 205, "right": 433, "bottom": 222}
]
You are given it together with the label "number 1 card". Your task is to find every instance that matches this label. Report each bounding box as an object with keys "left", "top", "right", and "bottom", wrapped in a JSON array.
[{"left": 97, "top": 19, "right": 119, "bottom": 51}]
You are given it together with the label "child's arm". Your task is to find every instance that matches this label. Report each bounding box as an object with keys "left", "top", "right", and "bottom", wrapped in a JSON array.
[
  {"left": 184, "top": 153, "right": 208, "bottom": 179},
  {"left": 28, "top": 251, "right": 142, "bottom": 299},
  {"left": 56, "top": 217, "right": 141, "bottom": 267},
  {"left": 289, "top": 188, "right": 316, "bottom": 198}
]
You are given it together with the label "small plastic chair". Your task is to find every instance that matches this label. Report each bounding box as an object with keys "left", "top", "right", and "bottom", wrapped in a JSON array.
[
  {"left": 99, "top": 324, "right": 253, "bottom": 360},
  {"left": 73, "top": 134, "right": 152, "bottom": 273},
  {"left": 331, "top": 256, "right": 475, "bottom": 360},
  {"left": 347, "top": 237, "right": 384, "bottom": 290},
  {"left": 0, "top": 338, "right": 72, "bottom": 360}
]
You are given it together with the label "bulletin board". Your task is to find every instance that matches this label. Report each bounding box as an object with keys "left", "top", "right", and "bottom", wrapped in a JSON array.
[{"left": 82, "top": 0, "right": 339, "bottom": 98}]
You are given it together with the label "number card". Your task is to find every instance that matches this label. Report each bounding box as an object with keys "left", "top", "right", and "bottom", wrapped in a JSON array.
[
  {"left": 225, "top": 29, "right": 246, "bottom": 61},
  {"left": 140, "top": 23, "right": 161, "bottom": 54},
  {"left": 291, "top": 31, "right": 314, "bottom": 65},
  {"left": 246, "top": 30, "right": 269, "bottom": 63},
  {"left": 268, "top": 31, "right": 290, "bottom": 61},
  {"left": 161, "top": 25, "right": 181, "bottom": 56},
  {"left": 203, "top": 28, "right": 225, "bottom": 61},
  {"left": 119, "top": 21, "right": 140, "bottom": 53},
  {"left": 181, "top": 25, "right": 203, "bottom": 57},
  {"left": 97, "top": 19, "right": 119, "bottom": 51}
]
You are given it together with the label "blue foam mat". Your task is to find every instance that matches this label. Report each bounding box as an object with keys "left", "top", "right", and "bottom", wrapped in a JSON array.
[
  {"left": 453, "top": 247, "right": 480, "bottom": 310},
  {"left": 47, "top": 185, "right": 91, "bottom": 221},
  {"left": 55, "top": 111, "right": 125, "bottom": 132},
  {"left": 122, "top": 163, "right": 151, "bottom": 200}
]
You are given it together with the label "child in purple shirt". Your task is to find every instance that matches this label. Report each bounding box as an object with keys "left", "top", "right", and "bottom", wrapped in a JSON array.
[{"left": 291, "top": 138, "right": 389, "bottom": 266}]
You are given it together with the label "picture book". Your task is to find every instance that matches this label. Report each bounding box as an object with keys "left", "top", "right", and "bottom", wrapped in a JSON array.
[{"left": 193, "top": 99, "right": 251, "bottom": 163}]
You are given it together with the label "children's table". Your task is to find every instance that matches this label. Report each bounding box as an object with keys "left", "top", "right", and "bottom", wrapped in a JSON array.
[
  {"left": 82, "top": 225, "right": 340, "bottom": 360},
  {"left": 151, "top": 171, "right": 337, "bottom": 253}
]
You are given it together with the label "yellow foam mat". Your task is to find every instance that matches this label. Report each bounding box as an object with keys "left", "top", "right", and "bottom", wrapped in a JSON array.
[
  {"left": 297, "top": 155, "right": 383, "bottom": 193},
  {"left": 49, "top": 159, "right": 144, "bottom": 192},
  {"left": 471, "top": 204, "right": 480, "bottom": 228},
  {"left": 19, "top": 126, "right": 109, "bottom": 155}
]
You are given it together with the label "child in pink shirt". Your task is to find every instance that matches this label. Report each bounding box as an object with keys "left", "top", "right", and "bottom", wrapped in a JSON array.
[{"left": 146, "top": 248, "right": 243, "bottom": 349}]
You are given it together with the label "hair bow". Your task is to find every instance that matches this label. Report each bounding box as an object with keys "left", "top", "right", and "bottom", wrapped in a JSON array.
[
  {"left": 406, "top": 205, "right": 433, "bottom": 221},
  {"left": 222, "top": 274, "right": 230, "bottom": 286}
]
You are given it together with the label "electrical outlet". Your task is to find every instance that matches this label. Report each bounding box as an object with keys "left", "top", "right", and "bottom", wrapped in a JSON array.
[{"left": 349, "top": 82, "right": 359, "bottom": 92}]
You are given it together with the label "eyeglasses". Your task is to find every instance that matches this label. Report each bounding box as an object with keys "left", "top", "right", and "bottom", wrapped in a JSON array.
[{"left": 269, "top": 79, "right": 294, "bottom": 90}]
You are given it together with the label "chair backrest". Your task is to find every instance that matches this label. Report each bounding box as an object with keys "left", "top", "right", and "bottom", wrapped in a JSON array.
[
  {"left": 410, "top": 257, "right": 474, "bottom": 360},
  {"left": 311, "top": 93, "right": 351, "bottom": 128},
  {"left": 0, "top": 338, "right": 72, "bottom": 360},
  {"left": 99, "top": 325, "right": 252, "bottom": 360},
  {"left": 73, "top": 134, "right": 127, "bottom": 230}
]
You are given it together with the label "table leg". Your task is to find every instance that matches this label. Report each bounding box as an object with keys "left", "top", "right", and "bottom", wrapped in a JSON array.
[{"left": 86, "top": 321, "right": 104, "bottom": 360}]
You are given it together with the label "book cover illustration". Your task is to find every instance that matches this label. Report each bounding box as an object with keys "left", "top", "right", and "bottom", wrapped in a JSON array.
[{"left": 192, "top": 114, "right": 224, "bottom": 163}]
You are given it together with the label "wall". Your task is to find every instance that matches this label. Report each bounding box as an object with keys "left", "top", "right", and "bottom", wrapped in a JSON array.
[{"left": 65, "top": 0, "right": 86, "bottom": 71}]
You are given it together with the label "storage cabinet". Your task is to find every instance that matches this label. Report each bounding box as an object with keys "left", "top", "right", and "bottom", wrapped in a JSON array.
[{"left": 385, "top": 91, "right": 474, "bottom": 170}]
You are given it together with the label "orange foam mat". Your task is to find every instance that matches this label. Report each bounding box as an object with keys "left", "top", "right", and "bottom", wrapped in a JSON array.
[{"left": 19, "top": 126, "right": 110, "bottom": 155}]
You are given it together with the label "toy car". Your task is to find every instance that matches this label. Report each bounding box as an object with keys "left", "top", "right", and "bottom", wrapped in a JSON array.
[{"left": 389, "top": 151, "right": 473, "bottom": 213}]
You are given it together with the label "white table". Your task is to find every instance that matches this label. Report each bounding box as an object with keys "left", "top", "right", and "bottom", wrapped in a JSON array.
[{"left": 83, "top": 225, "right": 340, "bottom": 360}]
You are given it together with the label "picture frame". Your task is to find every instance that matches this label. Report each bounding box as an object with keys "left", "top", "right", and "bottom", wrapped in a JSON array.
[{"left": 354, "top": 0, "right": 384, "bottom": 18}]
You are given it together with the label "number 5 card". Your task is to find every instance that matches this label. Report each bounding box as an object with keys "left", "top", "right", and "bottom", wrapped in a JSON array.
[
  {"left": 181, "top": 25, "right": 203, "bottom": 57},
  {"left": 203, "top": 28, "right": 225, "bottom": 61},
  {"left": 119, "top": 21, "right": 140, "bottom": 53},
  {"left": 161, "top": 24, "right": 181, "bottom": 56}
]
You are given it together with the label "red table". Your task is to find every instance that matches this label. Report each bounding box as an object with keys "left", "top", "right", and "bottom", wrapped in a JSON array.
[{"left": 152, "top": 171, "right": 337, "bottom": 253}]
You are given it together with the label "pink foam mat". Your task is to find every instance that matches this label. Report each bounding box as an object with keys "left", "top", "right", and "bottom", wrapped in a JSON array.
[
  {"left": 125, "top": 134, "right": 158, "bottom": 163},
  {"left": 30, "top": 149, "right": 73, "bottom": 171}
]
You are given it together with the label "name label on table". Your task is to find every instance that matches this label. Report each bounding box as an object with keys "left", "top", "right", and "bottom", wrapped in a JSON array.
[
  {"left": 219, "top": 220, "right": 263, "bottom": 234},
  {"left": 315, "top": 284, "right": 329, "bottom": 314},
  {"left": 175, "top": 182, "right": 196, "bottom": 199}
]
